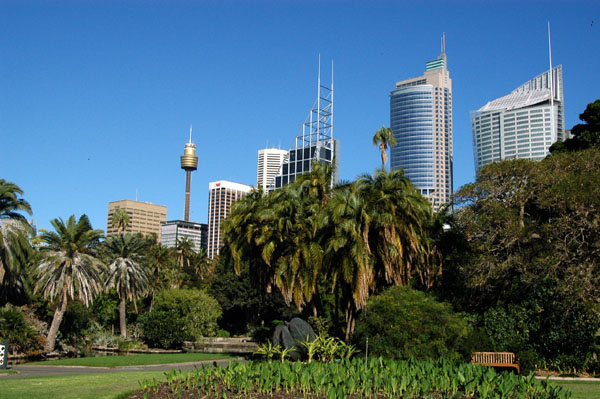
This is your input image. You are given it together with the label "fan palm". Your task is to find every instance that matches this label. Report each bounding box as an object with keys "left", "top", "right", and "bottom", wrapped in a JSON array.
[
  {"left": 34, "top": 215, "right": 105, "bottom": 352},
  {"left": 372, "top": 125, "right": 397, "bottom": 170},
  {"left": 0, "top": 179, "right": 33, "bottom": 304},
  {"left": 103, "top": 233, "right": 150, "bottom": 338}
]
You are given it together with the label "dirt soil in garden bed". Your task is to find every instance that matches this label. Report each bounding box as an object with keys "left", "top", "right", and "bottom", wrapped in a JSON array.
[{"left": 126, "top": 384, "right": 460, "bottom": 399}]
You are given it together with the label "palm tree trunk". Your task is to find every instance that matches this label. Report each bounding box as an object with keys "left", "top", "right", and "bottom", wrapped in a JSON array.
[
  {"left": 119, "top": 297, "right": 127, "bottom": 339},
  {"left": 344, "top": 301, "right": 357, "bottom": 342},
  {"left": 45, "top": 293, "right": 67, "bottom": 352}
]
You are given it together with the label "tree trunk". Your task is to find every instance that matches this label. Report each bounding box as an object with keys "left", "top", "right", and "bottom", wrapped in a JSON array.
[
  {"left": 119, "top": 297, "right": 127, "bottom": 339},
  {"left": 45, "top": 294, "right": 67, "bottom": 352},
  {"left": 344, "top": 301, "right": 357, "bottom": 342}
]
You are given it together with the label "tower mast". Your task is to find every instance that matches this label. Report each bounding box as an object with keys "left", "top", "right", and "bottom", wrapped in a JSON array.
[{"left": 180, "top": 125, "right": 198, "bottom": 221}]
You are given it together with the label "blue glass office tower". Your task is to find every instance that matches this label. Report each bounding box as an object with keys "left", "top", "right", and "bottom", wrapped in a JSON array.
[{"left": 390, "top": 38, "right": 453, "bottom": 210}]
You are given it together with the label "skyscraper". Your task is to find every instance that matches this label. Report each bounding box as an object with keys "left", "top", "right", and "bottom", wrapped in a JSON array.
[
  {"left": 161, "top": 220, "right": 208, "bottom": 253},
  {"left": 106, "top": 200, "right": 167, "bottom": 240},
  {"left": 257, "top": 148, "right": 288, "bottom": 191},
  {"left": 470, "top": 66, "right": 565, "bottom": 171},
  {"left": 180, "top": 126, "right": 199, "bottom": 221},
  {"left": 274, "top": 58, "right": 338, "bottom": 189},
  {"left": 390, "top": 36, "right": 453, "bottom": 210},
  {"left": 207, "top": 180, "right": 252, "bottom": 259}
]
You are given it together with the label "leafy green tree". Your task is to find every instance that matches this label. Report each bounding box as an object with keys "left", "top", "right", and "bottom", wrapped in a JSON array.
[
  {"left": 354, "top": 286, "right": 470, "bottom": 361},
  {"left": 103, "top": 233, "right": 150, "bottom": 338},
  {"left": 372, "top": 125, "right": 397, "bottom": 170},
  {"left": 152, "top": 288, "right": 222, "bottom": 339},
  {"left": 34, "top": 215, "right": 105, "bottom": 352},
  {"left": 0, "top": 179, "right": 33, "bottom": 305},
  {"left": 550, "top": 99, "right": 600, "bottom": 153}
]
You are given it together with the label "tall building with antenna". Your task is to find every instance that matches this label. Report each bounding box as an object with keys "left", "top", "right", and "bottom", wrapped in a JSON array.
[
  {"left": 390, "top": 35, "right": 453, "bottom": 210},
  {"left": 273, "top": 57, "right": 339, "bottom": 189},
  {"left": 180, "top": 126, "right": 198, "bottom": 221},
  {"left": 470, "top": 25, "right": 565, "bottom": 172}
]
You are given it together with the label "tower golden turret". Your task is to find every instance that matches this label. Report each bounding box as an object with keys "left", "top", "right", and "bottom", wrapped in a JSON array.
[{"left": 180, "top": 125, "right": 198, "bottom": 221}]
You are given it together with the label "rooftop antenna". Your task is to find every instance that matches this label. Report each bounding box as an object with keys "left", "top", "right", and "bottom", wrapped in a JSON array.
[
  {"left": 548, "top": 21, "right": 555, "bottom": 140},
  {"left": 135, "top": 188, "right": 138, "bottom": 202},
  {"left": 189, "top": 124, "right": 193, "bottom": 143}
]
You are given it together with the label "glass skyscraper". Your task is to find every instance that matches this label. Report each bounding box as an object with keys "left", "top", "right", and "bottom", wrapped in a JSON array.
[
  {"left": 470, "top": 66, "right": 565, "bottom": 172},
  {"left": 390, "top": 39, "right": 453, "bottom": 210}
]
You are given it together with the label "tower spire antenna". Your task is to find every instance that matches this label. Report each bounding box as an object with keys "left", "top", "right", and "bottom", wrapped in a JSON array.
[
  {"left": 181, "top": 126, "right": 199, "bottom": 221},
  {"left": 441, "top": 32, "right": 446, "bottom": 55}
]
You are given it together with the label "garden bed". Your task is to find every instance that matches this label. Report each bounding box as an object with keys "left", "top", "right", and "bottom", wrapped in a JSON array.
[{"left": 126, "top": 358, "right": 571, "bottom": 399}]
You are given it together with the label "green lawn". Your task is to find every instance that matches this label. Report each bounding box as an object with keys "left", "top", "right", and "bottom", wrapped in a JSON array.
[
  {"left": 556, "top": 381, "right": 600, "bottom": 399},
  {"left": 0, "top": 371, "right": 167, "bottom": 399},
  {"left": 24, "top": 352, "right": 234, "bottom": 367}
]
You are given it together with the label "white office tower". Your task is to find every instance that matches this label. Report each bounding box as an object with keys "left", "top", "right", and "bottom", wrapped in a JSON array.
[
  {"left": 257, "top": 148, "right": 289, "bottom": 191},
  {"left": 471, "top": 66, "right": 565, "bottom": 172},
  {"left": 207, "top": 180, "right": 252, "bottom": 259},
  {"left": 161, "top": 220, "right": 208, "bottom": 253}
]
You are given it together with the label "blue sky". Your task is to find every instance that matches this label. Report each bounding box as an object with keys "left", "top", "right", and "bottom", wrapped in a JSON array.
[{"left": 1, "top": 0, "right": 599, "bottom": 232}]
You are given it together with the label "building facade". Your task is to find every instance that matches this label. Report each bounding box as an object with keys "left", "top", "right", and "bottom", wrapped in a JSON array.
[
  {"left": 257, "top": 148, "right": 288, "bottom": 191},
  {"left": 207, "top": 180, "right": 252, "bottom": 259},
  {"left": 161, "top": 220, "right": 208, "bottom": 253},
  {"left": 470, "top": 66, "right": 565, "bottom": 171},
  {"left": 106, "top": 200, "right": 167, "bottom": 240},
  {"left": 390, "top": 39, "right": 453, "bottom": 210}
]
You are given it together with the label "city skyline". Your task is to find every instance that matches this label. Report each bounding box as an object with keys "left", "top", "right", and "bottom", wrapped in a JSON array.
[{"left": 1, "top": 1, "right": 599, "bottom": 232}]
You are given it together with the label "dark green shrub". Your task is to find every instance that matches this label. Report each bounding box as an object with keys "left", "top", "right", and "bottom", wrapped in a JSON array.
[
  {"left": 354, "top": 286, "right": 470, "bottom": 361},
  {"left": 138, "top": 310, "right": 191, "bottom": 349},
  {"left": 60, "top": 301, "right": 92, "bottom": 344},
  {"left": 153, "top": 288, "right": 222, "bottom": 339},
  {"left": 0, "top": 305, "right": 44, "bottom": 354}
]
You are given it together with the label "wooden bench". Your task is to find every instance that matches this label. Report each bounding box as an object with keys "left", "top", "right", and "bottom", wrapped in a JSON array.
[{"left": 472, "top": 352, "right": 520, "bottom": 374}]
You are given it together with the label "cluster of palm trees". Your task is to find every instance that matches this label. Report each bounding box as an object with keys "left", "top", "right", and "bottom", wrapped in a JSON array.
[
  {"left": 0, "top": 180, "right": 210, "bottom": 352},
  {"left": 223, "top": 161, "right": 440, "bottom": 340}
]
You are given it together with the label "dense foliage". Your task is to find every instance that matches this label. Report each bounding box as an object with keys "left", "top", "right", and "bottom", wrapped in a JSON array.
[
  {"left": 132, "top": 358, "right": 570, "bottom": 399},
  {"left": 0, "top": 304, "right": 44, "bottom": 354},
  {"left": 138, "top": 310, "right": 191, "bottom": 349},
  {"left": 223, "top": 164, "right": 436, "bottom": 340},
  {"left": 354, "top": 286, "right": 470, "bottom": 361},
  {"left": 445, "top": 146, "right": 600, "bottom": 371},
  {"left": 151, "top": 288, "right": 222, "bottom": 340}
]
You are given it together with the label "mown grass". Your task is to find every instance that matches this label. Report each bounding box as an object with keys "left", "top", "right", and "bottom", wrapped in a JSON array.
[
  {"left": 24, "top": 352, "right": 234, "bottom": 367},
  {"left": 555, "top": 381, "right": 600, "bottom": 399},
  {"left": 0, "top": 371, "right": 167, "bottom": 399}
]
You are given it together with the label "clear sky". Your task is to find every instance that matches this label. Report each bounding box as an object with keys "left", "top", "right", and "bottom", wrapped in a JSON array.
[{"left": 1, "top": 0, "right": 599, "bottom": 232}]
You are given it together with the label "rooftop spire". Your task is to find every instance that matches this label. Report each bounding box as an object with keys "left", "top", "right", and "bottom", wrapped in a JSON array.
[{"left": 189, "top": 124, "right": 193, "bottom": 144}]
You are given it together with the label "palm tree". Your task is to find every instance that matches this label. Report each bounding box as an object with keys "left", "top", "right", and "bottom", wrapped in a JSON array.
[
  {"left": 325, "top": 183, "right": 373, "bottom": 340},
  {"left": 103, "top": 233, "right": 150, "bottom": 338},
  {"left": 372, "top": 125, "right": 397, "bottom": 170},
  {"left": 358, "top": 169, "right": 430, "bottom": 287},
  {"left": 0, "top": 179, "right": 33, "bottom": 304},
  {"left": 111, "top": 209, "right": 130, "bottom": 235},
  {"left": 34, "top": 215, "right": 104, "bottom": 352}
]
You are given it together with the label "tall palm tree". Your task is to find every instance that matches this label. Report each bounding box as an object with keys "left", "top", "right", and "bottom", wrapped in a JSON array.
[
  {"left": 325, "top": 183, "right": 373, "bottom": 340},
  {"left": 0, "top": 179, "right": 33, "bottom": 304},
  {"left": 358, "top": 169, "right": 430, "bottom": 287},
  {"left": 103, "top": 233, "right": 150, "bottom": 338},
  {"left": 34, "top": 215, "right": 104, "bottom": 352},
  {"left": 372, "top": 125, "right": 397, "bottom": 170},
  {"left": 111, "top": 209, "right": 130, "bottom": 235}
]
